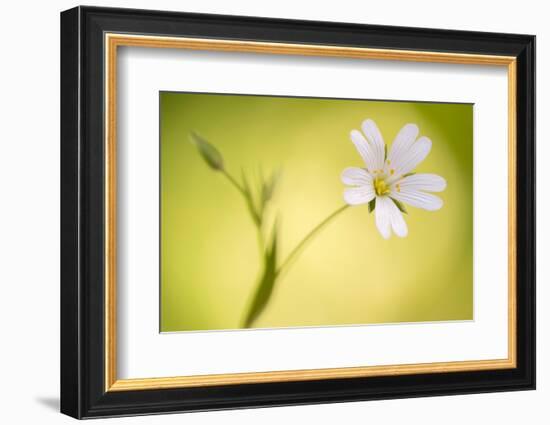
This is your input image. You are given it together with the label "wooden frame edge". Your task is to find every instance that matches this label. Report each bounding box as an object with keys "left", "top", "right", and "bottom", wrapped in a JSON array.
[{"left": 108, "top": 358, "right": 516, "bottom": 391}]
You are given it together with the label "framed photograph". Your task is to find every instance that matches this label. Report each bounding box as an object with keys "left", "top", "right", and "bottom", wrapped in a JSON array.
[{"left": 60, "top": 6, "right": 535, "bottom": 419}]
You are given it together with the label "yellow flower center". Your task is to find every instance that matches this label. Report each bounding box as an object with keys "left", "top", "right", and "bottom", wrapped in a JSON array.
[{"left": 374, "top": 177, "right": 390, "bottom": 196}]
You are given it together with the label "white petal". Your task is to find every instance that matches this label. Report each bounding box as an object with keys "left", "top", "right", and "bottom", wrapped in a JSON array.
[
  {"left": 392, "top": 136, "right": 432, "bottom": 176},
  {"left": 374, "top": 196, "right": 392, "bottom": 239},
  {"left": 376, "top": 196, "right": 408, "bottom": 238},
  {"left": 397, "top": 173, "right": 446, "bottom": 192},
  {"left": 341, "top": 167, "right": 372, "bottom": 186},
  {"left": 350, "top": 130, "right": 378, "bottom": 171},
  {"left": 388, "top": 199, "right": 408, "bottom": 237},
  {"left": 388, "top": 123, "right": 419, "bottom": 166},
  {"left": 343, "top": 186, "right": 375, "bottom": 205},
  {"left": 391, "top": 190, "right": 443, "bottom": 211},
  {"left": 361, "top": 119, "right": 385, "bottom": 170}
]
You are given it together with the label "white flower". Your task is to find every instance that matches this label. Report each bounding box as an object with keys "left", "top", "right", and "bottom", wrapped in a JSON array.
[{"left": 341, "top": 119, "right": 446, "bottom": 239}]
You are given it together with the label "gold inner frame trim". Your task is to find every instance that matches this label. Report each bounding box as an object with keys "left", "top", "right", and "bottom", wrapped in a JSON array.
[{"left": 104, "top": 33, "right": 518, "bottom": 392}]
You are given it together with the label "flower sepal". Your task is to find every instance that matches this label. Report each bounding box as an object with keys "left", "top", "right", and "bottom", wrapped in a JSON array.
[{"left": 190, "top": 132, "right": 224, "bottom": 171}]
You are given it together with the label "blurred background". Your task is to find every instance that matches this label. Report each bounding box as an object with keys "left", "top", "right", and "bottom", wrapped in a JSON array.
[{"left": 160, "top": 92, "right": 473, "bottom": 332}]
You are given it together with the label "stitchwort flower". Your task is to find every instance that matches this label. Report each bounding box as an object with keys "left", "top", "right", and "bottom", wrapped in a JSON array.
[{"left": 341, "top": 119, "right": 446, "bottom": 239}]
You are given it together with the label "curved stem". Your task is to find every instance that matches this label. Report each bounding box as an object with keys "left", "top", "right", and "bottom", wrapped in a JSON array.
[
  {"left": 221, "top": 169, "right": 261, "bottom": 228},
  {"left": 221, "top": 169, "right": 246, "bottom": 197},
  {"left": 276, "top": 204, "right": 350, "bottom": 276}
]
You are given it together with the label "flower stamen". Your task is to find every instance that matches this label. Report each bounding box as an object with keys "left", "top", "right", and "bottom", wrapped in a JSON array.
[{"left": 374, "top": 177, "right": 390, "bottom": 196}]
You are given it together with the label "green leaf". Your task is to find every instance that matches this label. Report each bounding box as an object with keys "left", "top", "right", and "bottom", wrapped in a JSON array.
[
  {"left": 391, "top": 198, "right": 408, "bottom": 214},
  {"left": 242, "top": 221, "right": 279, "bottom": 328},
  {"left": 261, "top": 169, "right": 280, "bottom": 205},
  {"left": 368, "top": 198, "right": 376, "bottom": 213},
  {"left": 189, "top": 132, "right": 224, "bottom": 170}
]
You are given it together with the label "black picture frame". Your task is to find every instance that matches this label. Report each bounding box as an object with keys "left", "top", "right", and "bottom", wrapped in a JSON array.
[{"left": 61, "top": 5, "right": 535, "bottom": 419}]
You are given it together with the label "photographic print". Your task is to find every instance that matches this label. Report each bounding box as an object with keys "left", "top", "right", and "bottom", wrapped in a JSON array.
[{"left": 160, "top": 92, "right": 473, "bottom": 332}]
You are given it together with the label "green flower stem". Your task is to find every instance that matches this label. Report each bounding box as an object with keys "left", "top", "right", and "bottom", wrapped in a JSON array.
[
  {"left": 221, "top": 169, "right": 264, "bottom": 250},
  {"left": 241, "top": 204, "right": 349, "bottom": 328},
  {"left": 220, "top": 167, "right": 350, "bottom": 328},
  {"left": 276, "top": 204, "right": 350, "bottom": 277},
  {"left": 221, "top": 169, "right": 247, "bottom": 198},
  {"left": 191, "top": 135, "right": 352, "bottom": 328}
]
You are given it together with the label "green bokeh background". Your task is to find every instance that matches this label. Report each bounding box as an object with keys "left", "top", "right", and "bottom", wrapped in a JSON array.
[{"left": 160, "top": 92, "right": 473, "bottom": 332}]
